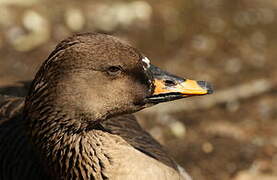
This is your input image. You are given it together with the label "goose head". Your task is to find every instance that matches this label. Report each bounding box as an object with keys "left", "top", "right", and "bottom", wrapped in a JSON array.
[{"left": 24, "top": 33, "right": 213, "bottom": 131}]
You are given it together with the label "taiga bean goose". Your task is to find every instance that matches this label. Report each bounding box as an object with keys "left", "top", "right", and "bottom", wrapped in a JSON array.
[{"left": 0, "top": 33, "right": 213, "bottom": 180}]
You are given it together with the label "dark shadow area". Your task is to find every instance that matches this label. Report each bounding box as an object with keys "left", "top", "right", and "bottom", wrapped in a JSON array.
[{"left": 0, "top": 81, "right": 31, "bottom": 97}]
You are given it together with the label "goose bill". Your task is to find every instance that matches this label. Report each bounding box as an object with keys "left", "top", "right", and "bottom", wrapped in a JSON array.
[{"left": 146, "top": 65, "right": 213, "bottom": 103}]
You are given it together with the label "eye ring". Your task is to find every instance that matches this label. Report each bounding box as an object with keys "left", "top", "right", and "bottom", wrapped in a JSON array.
[{"left": 107, "top": 66, "right": 122, "bottom": 76}]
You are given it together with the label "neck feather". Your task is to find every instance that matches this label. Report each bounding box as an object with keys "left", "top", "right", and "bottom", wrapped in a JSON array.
[
  {"left": 24, "top": 88, "right": 112, "bottom": 179},
  {"left": 24, "top": 108, "right": 112, "bottom": 179}
]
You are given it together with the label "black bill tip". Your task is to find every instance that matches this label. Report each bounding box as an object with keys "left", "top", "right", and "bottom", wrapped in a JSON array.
[{"left": 197, "top": 80, "right": 214, "bottom": 94}]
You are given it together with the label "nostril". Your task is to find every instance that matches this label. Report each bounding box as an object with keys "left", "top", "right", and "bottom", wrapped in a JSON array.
[{"left": 164, "top": 79, "right": 176, "bottom": 87}]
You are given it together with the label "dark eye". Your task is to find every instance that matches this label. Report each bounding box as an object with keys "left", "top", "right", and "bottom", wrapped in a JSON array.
[{"left": 107, "top": 66, "right": 122, "bottom": 76}]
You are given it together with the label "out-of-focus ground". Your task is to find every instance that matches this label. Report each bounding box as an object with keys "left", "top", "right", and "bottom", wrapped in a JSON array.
[{"left": 0, "top": 0, "right": 277, "bottom": 179}]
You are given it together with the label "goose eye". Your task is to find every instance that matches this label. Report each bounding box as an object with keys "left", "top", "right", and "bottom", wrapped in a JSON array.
[{"left": 107, "top": 66, "right": 122, "bottom": 76}]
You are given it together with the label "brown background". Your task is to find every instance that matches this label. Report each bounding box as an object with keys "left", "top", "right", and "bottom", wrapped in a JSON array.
[{"left": 0, "top": 0, "right": 277, "bottom": 179}]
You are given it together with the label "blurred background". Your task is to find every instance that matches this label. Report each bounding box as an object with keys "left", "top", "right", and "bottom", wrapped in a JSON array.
[{"left": 0, "top": 0, "right": 277, "bottom": 179}]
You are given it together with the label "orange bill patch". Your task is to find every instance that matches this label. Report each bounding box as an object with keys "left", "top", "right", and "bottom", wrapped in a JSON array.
[{"left": 153, "top": 79, "right": 209, "bottom": 96}]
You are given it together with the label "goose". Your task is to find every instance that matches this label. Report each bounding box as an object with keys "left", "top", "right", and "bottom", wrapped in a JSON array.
[{"left": 0, "top": 33, "right": 213, "bottom": 180}]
